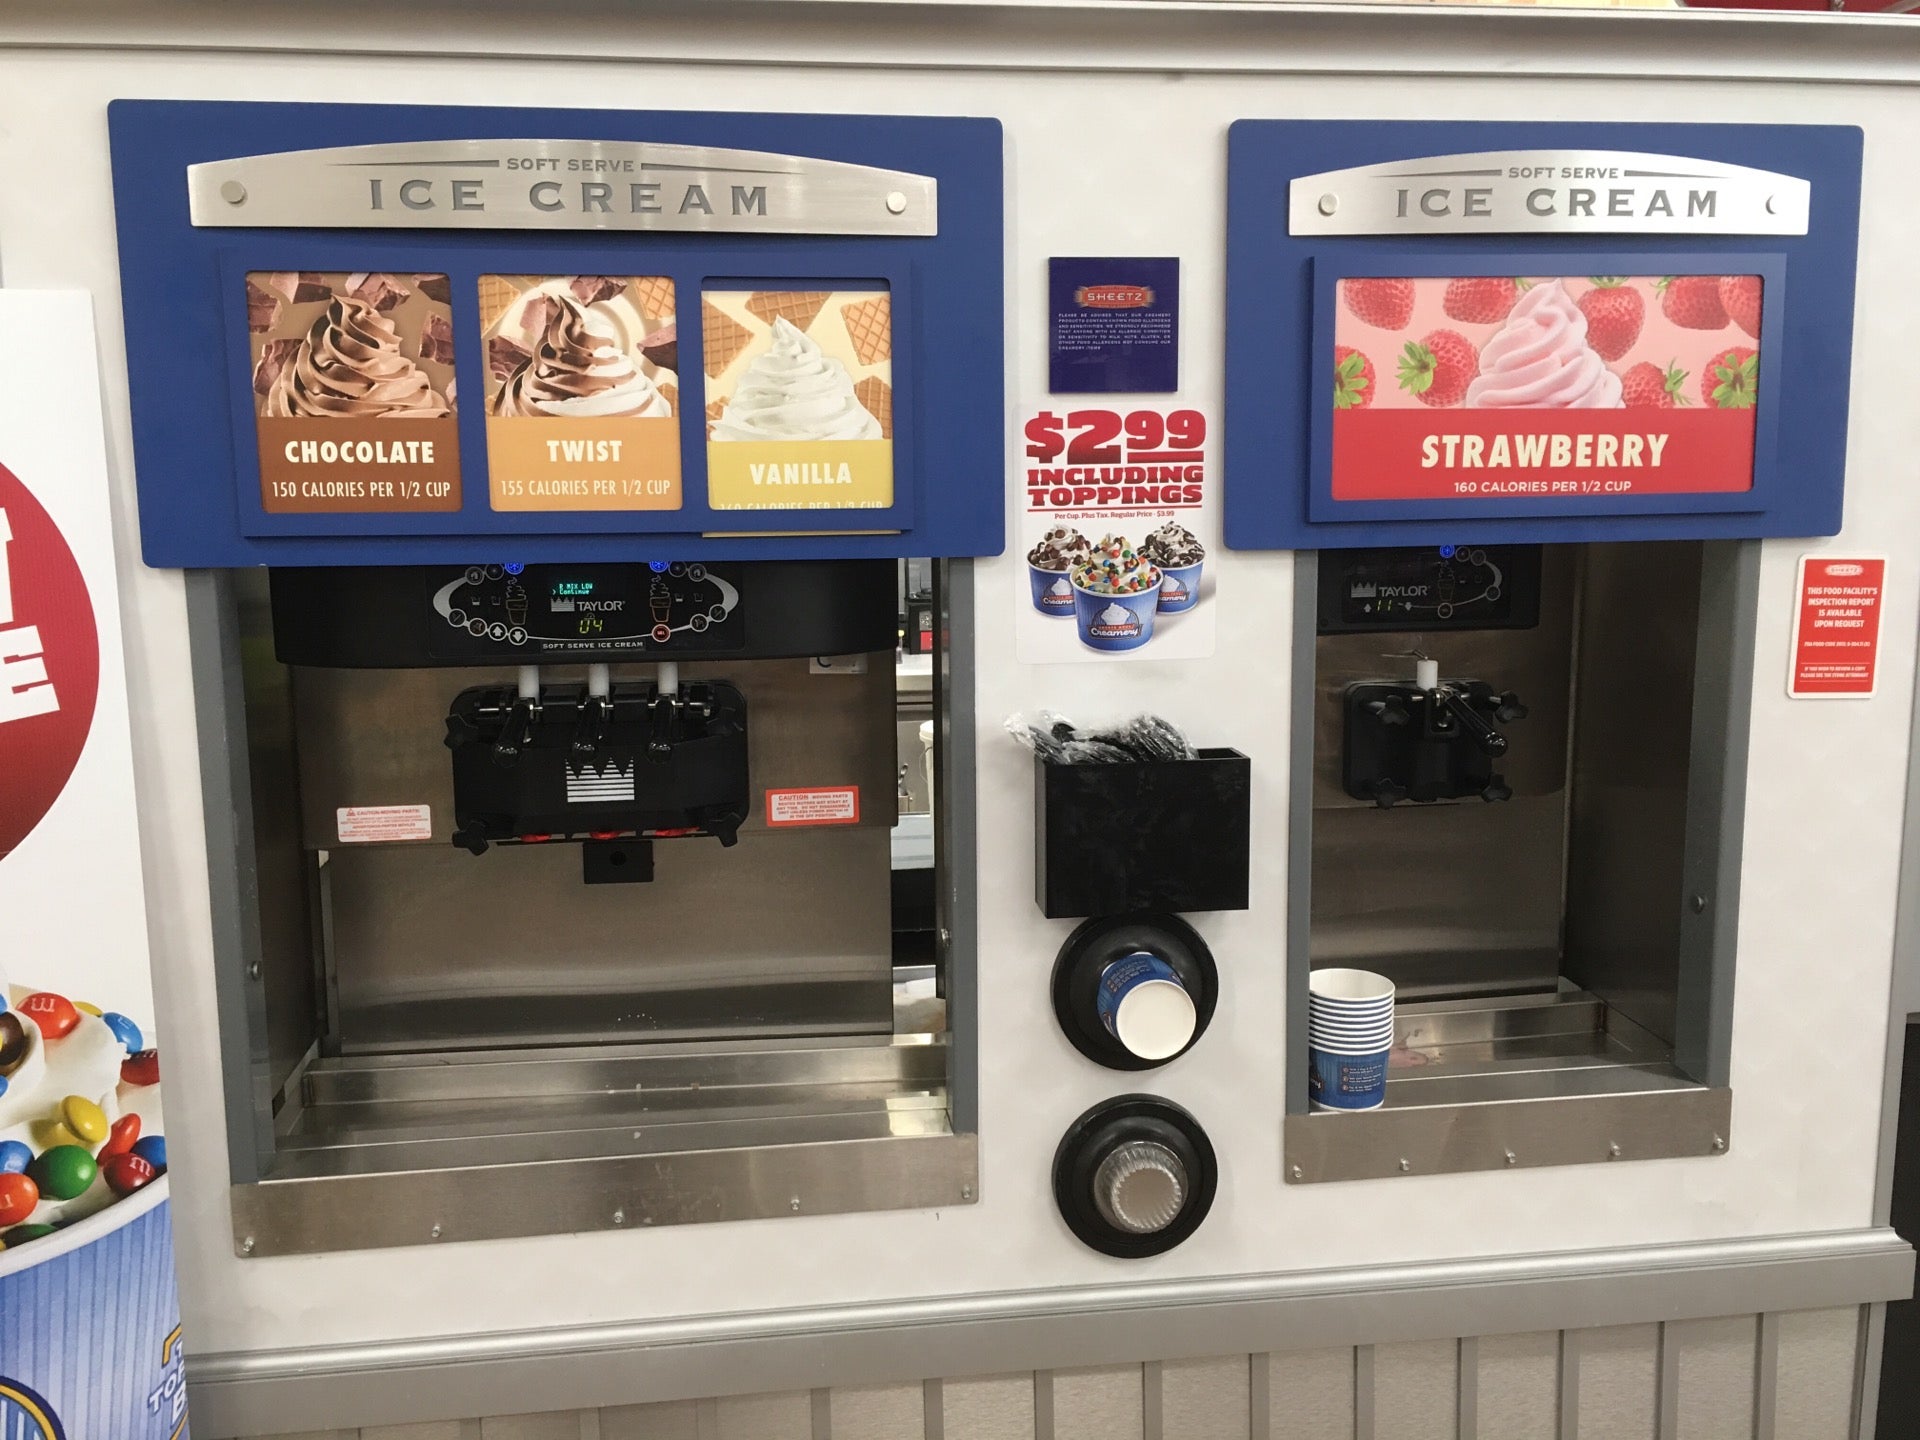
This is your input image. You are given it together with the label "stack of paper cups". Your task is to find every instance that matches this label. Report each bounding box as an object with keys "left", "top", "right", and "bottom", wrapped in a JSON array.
[{"left": 1307, "top": 968, "right": 1395, "bottom": 1112}]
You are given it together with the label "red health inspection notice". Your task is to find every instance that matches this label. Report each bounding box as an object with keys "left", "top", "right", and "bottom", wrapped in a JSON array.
[{"left": 1789, "top": 556, "right": 1885, "bottom": 699}]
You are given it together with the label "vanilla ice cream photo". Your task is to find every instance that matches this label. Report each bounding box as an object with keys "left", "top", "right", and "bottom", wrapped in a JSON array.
[{"left": 703, "top": 289, "right": 895, "bottom": 512}]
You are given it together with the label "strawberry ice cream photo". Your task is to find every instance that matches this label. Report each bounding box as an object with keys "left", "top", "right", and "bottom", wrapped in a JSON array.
[{"left": 1330, "top": 274, "right": 1762, "bottom": 502}]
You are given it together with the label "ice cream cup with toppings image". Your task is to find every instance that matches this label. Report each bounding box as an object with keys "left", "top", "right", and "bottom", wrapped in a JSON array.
[
  {"left": 702, "top": 289, "right": 894, "bottom": 512},
  {"left": 479, "top": 275, "right": 683, "bottom": 512},
  {"left": 247, "top": 270, "right": 463, "bottom": 513},
  {"left": 1070, "top": 534, "right": 1164, "bottom": 652},
  {"left": 1027, "top": 525, "right": 1091, "bottom": 616},
  {"left": 1141, "top": 521, "right": 1207, "bottom": 614},
  {"left": 0, "top": 971, "right": 168, "bottom": 1287}
]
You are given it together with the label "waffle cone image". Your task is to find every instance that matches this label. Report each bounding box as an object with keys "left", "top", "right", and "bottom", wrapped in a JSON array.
[
  {"left": 841, "top": 294, "right": 893, "bottom": 367},
  {"left": 658, "top": 381, "right": 679, "bottom": 412},
  {"left": 478, "top": 276, "right": 521, "bottom": 333},
  {"left": 855, "top": 376, "right": 893, "bottom": 440},
  {"left": 703, "top": 302, "right": 753, "bottom": 378},
  {"left": 746, "top": 291, "right": 830, "bottom": 333},
  {"left": 631, "top": 276, "right": 677, "bottom": 324},
  {"left": 705, "top": 397, "right": 727, "bottom": 438}
]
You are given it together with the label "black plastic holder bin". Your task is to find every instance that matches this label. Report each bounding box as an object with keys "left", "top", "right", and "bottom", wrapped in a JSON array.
[{"left": 1034, "top": 749, "right": 1252, "bottom": 919}]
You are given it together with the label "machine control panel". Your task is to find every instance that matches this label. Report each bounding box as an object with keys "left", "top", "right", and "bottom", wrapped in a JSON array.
[
  {"left": 428, "top": 563, "right": 745, "bottom": 660},
  {"left": 1317, "top": 545, "right": 1542, "bottom": 633}
]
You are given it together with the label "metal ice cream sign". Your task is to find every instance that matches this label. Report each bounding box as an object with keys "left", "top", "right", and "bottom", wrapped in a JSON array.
[
  {"left": 188, "top": 139, "right": 936, "bottom": 237},
  {"left": 1290, "top": 150, "right": 1809, "bottom": 237}
]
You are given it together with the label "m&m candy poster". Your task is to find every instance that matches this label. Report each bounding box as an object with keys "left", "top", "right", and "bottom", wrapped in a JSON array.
[{"left": 0, "top": 293, "right": 185, "bottom": 1439}]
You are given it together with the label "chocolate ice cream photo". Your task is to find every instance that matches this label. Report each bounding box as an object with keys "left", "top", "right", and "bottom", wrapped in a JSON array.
[{"left": 1141, "top": 521, "right": 1207, "bottom": 613}]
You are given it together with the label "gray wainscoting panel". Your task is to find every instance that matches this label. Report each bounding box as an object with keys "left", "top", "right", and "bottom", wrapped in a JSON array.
[
  {"left": 1773, "top": 1307, "right": 1859, "bottom": 1440},
  {"left": 1669, "top": 1317, "right": 1759, "bottom": 1440},
  {"left": 827, "top": 1383, "right": 924, "bottom": 1440},
  {"left": 1163, "top": 1356, "right": 1251, "bottom": 1440},
  {"left": 1266, "top": 1347, "right": 1357, "bottom": 1440},
  {"left": 939, "top": 1373, "right": 1035, "bottom": 1440},
  {"left": 711, "top": 1392, "right": 810, "bottom": 1440},
  {"left": 231, "top": 1307, "right": 1878, "bottom": 1440},
  {"left": 599, "top": 1401, "right": 700, "bottom": 1440},
  {"left": 1570, "top": 1324, "right": 1658, "bottom": 1440},
  {"left": 1051, "top": 1365, "right": 1144, "bottom": 1440},
  {"left": 1372, "top": 1340, "right": 1458, "bottom": 1440},
  {"left": 478, "top": 1418, "right": 584, "bottom": 1440},
  {"left": 1474, "top": 1331, "right": 1559, "bottom": 1439}
]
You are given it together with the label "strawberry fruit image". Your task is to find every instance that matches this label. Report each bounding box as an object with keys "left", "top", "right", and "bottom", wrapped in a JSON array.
[
  {"left": 1719, "top": 276, "right": 1762, "bottom": 339},
  {"left": 1701, "top": 347, "right": 1758, "bottom": 409},
  {"left": 1657, "top": 275, "right": 1730, "bottom": 330},
  {"left": 1397, "top": 331, "right": 1479, "bottom": 408},
  {"left": 1334, "top": 346, "right": 1375, "bottom": 410},
  {"left": 1342, "top": 277, "right": 1415, "bottom": 331},
  {"left": 1621, "top": 360, "right": 1689, "bottom": 409},
  {"left": 1578, "top": 279, "right": 1644, "bottom": 362},
  {"left": 1443, "top": 277, "right": 1522, "bottom": 325}
]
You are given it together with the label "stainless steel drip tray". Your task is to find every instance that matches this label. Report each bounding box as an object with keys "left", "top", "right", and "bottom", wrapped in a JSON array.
[
  {"left": 1286, "top": 989, "right": 1731, "bottom": 1183},
  {"left": 234, "top": 1036, "right": 973, "bottom": 1256}
]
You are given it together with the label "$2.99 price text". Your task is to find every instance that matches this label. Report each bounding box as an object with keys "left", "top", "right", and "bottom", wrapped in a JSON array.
[{"left": 1023, "top": 407, "right": 1206, "bottom": 511}]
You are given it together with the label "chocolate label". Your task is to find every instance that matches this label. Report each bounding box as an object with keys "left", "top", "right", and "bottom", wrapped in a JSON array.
[
  {"left": 479, "top": 275, "right": 682, "bottom": 512},
  {"left": 246, "top": 271, "right": 462, "bottom": 514}
]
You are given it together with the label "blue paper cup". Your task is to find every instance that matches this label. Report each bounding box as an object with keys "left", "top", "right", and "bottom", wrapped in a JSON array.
[
  {"left": 1307, "top": 1042, "right": 1391, "bottom": 1111},
  {"left": 1095, "top": 951, "right": 1196, "bottom": 1061},
  {"left": 1072, "top": 578, "right": 1163, "bottom": 652},
  {"left": 1028, "top": 563, "right": 1078, "bottom": 617},
  {"left": 1156, "top": 561, "right": 1204, "bottom": 613}
]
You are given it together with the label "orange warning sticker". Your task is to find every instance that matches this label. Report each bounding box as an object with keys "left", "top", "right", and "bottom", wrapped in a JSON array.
[{"left": 765, "top": 787, "right": 861, "bottom": 827}]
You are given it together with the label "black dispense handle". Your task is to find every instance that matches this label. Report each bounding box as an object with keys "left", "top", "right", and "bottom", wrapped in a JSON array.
[{"left": 1437, "top": 686, "right": 1507, "bottom": 758}]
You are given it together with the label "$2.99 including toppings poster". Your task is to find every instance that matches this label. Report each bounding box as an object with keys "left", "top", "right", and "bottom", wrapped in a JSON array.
[
  {"left": 1330, "top": 274, "right": 1761, "bottom": 502},
  {"left": 1016, "top": 405, "right": 1216, "bottom": 663}
]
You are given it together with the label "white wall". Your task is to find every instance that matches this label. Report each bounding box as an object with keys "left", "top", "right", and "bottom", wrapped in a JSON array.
[{"left": 1, "top": 1, "right": 1915, "bottom": 1360}]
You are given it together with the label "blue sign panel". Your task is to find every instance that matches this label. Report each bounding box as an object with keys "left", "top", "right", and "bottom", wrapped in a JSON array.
[
  {"left": 1225, "top": 121, "right": 1861, "bottom": 549},
  {"left": 108, "top": 101, "right": 1005, "bottom": 567}
]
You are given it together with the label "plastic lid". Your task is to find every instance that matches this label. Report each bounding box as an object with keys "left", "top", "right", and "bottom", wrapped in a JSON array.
[
  {"left": 1114, "top": 979, "right": 1198, "bottom": 1061},
  {"left": 1093, "top": 1140, "right": 1188, "bottom": 1234}
]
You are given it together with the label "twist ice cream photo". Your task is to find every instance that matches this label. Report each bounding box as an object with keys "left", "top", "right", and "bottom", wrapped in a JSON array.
[
  {"left": 480, "top": 276, "right": 683, "bottom": 512},
  {"left": 248, "top": 270, "right": 463, "bottom": 514},
  {"left": 703, "top": 289, "right": 894, "bottom": 512},
  {"left": 1330, "top": 274, "right": 1762, "bottom": 503}
]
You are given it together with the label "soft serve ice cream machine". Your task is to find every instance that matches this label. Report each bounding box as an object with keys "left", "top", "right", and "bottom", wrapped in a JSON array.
[{"left": 110, "top": 100, "right": 1002, "bottom": 1251}]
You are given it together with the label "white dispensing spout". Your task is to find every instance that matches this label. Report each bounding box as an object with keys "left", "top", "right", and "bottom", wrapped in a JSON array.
[
  {"left": 586, "top": 663, "right": 611, "bottom": 699},
  {"left": 517, "top": 665, "right": 541, "bottom": 701},
  {"left": 655, "top": 660, "right": 679, "bottom": 698},
  {"left": 1415, "top": 657, "right": 1440, "bottom": 693}
]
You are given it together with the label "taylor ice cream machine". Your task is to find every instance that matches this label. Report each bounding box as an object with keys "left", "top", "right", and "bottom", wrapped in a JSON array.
[{"left": 109, "top": 102, "right": 1003, "bottom": 1252}]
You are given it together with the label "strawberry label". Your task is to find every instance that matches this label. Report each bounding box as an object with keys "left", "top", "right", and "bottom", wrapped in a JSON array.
[{"left": 1330, "top": 273, "right": 1761, "bottom": 503}]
